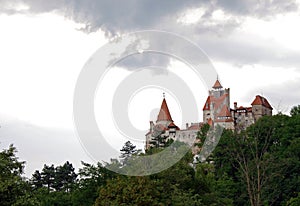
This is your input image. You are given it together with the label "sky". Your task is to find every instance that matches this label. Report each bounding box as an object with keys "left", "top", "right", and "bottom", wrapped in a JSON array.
[{"left": 0, "top": 0, "right": 300, "bottom": 176}]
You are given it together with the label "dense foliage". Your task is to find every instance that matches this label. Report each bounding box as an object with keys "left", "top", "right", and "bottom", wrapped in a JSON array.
[{"left": 0, "top": 106, "right": 299, "bottom": 205}]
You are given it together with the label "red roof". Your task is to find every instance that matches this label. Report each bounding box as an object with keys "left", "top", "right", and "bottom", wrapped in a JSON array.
[
  {"left": 214, "top": 105, "right": 233, "bottom": 123},
  {"left": 203, "top": 96, "right": 211, "bottom": 110},
  {"left": 251, "top": 95, "right": 273, "bottom": 109},
  {"left": 168, "top": 122, "right": 180, "bottom": 130},
  {"left": 212, "top": 79, "right": 223, "bottom": 89},
  {"left": 157, "top": 98, "right": 173, "bottom": 122},
  {"left": 203, "top": 93, "right": 229, "bottom": 111},
  {"left": 217, "top": 105, "right": 232, "bottom": 117}
]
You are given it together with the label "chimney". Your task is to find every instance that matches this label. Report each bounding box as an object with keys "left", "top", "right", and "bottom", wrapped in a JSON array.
[
  {"left": 234, "top": 102, "right": 237, "bottom": 109},
  {"left": 186, "top": 123, "right": 189, "bottom": 129}
]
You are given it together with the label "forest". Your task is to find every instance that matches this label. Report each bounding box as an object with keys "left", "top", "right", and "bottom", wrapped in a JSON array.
[{"left": 0, "top": 105, "right": 300, "bottom": 206}]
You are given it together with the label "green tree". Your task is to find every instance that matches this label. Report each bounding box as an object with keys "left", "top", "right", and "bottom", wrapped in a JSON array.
[
  {"left": 0, "top": 145, "right": 37, "bottom": 206},
  {"left": 287, "top": 193, "right": 300, "bottom": 206},
  {"left": 31, "top": 170, "right": 43, "bottom": 190},
  {"left": 290, "top": 105, "right": 300, "bottom": 116},
  {"left": 53, "top": 161, "right": 77, "bottom": 192},
  {"left": 41, "top": 164, "right": 55, "bottom": 193},
  {"left": 120, "top": 141, "right": 140, "bottom": 165},
  {"left": 95, "top": 176, "right": 162, "bottom": 206},
  {"left": 212, "top": 114, "right": 300, "bottom": 206},
  {"left": 72, "top": 161, "right": 115, "bottom": 206}
]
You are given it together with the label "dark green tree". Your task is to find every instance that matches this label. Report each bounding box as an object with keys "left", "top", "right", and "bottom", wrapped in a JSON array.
[
  {"left": 212, "top": 113, "right": 300, "bottom": 206},
  {"left": 120, "top": 141, "right": 140, "bottom": 165},
  {"left": 290, "top": 105, "right": 300, "bottom": 116},
  {"left": 41, "top": 164, "right": 55, "bottom": 193},
  {"left": 31, "top": 170, "right": 43, "bottom": 190},
  {"left": 53, "top": 161, "right": 77, "bottom": 192},
  {"left": 71, "top": 161, "right": 115, "bottom": 206},
  {"left": 0, "top": 145, "right": 38, "bottom": 206}
]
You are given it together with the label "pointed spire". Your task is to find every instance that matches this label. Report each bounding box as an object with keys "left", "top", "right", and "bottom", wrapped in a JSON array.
[
  {"left": 212, "top": 77, "right": 223, "bottom": 89},
  {"left": 156, "top": 95, "right": 173, "bottom": 123}
]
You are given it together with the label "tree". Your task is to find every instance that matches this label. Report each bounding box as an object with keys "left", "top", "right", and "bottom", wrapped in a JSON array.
[
  {"left": 95, "top": 176, "right": 162, "bottom": 206},
  {"left": 53, "top": 161, "right": 77, "bottom": 192},
  {"left": 31, "top": 170, "right": 43, "bottom": 190},
  {"left": 287, "top": 193, "right": 300, "bottom": 206},
  {"left": 0, "top": 144, "right": 37, "bottom": 206},
  {"left": 119, "top": 141, "right": 140, "bottom": 165},
  {"left": 72, "top": 161, "right": 115, "bottom": 206},
  {"left": 41, "top": 164, "right": 55, "bottom": 193},
  {"left": 212, "top": 114, "right": 300, "bottom": 206},
  {"left": 290, "top": 105, "right": 300, "bottom": 116}
]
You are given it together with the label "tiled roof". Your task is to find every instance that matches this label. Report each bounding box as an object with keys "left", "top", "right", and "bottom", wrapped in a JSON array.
[
  {"left": 157, "top": 98, "right": 173, "bottom": 122},
  {"left": 251, "top": 95, "right": 273, "bottom": 109},
  {"left": 212, "top": 79, "right": 223, "bottom": 89},
  {"left": 168, "top": 122, "right": 180, "bottom": 130},
  {"left": 203, "top": 93, "right": 229, "bottom": 111},
  {"left": 217, "top": 105, "right": 232, "bottom": 117},
  {"left": 203, "top": 96, "right": 211, "bottom": 110}
]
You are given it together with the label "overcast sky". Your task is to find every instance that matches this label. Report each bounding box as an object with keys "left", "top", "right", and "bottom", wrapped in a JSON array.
[{"left": 0, "top": 0, "right": 300, "bottom": 176}]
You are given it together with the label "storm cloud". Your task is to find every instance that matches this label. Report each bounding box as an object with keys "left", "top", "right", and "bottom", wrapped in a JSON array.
[{"left": 0, "top": 0, "right": 298, "bottom": 33}]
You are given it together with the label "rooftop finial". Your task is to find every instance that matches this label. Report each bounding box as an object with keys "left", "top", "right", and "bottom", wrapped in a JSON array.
[{"left": 163, "top": 92, "right": 165, "bottom": 98}]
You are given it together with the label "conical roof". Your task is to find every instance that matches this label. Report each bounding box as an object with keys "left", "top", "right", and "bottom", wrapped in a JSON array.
[
  {"left": 212, "top": 79, "right": 223, "bottom": 89},
  {"left": 156, "top": 98, "right": 173, "bottom": 122}
]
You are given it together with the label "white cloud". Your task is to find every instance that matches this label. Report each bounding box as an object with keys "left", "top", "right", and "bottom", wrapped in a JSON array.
[{"left": 177, "top": 8, "right": 206, "bottom": 25}]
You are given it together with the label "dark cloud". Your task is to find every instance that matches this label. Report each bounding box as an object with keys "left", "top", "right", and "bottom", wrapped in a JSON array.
[
  {"left": 1, "top": 0, "right": 298, "bottom": 34},
  {"left": 1, "top": 0, "right": 299, "bottom": 69}
]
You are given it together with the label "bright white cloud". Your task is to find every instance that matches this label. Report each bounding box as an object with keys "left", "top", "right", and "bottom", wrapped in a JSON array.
[{"left": 177, "top": 8, "right": 206, "bottom": 25}]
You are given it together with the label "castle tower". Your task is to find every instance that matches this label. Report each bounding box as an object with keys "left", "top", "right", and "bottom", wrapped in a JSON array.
[
  {"left": 251, "top": 95, "right": 273, "bottom": 121},
  {"left": 156, "top": 97, "right": 173, "bottom": 127},
  {"left": 203, "top": 78, "right": 233, "bottom": 129},
  {"left": 145, "top": 95, "right": 179, "bottom": 150}
]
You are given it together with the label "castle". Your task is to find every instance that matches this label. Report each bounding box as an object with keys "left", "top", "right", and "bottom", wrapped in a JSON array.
[{"left": 145, "top": 79, "right": 273, "bottom": 150}]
